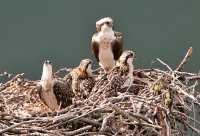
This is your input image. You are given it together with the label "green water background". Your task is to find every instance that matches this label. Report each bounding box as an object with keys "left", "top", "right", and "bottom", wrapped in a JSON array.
[{"left": 0, "top": 0, "right": 199, "bottom": 80}]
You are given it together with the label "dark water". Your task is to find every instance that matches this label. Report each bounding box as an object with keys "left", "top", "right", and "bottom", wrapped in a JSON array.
[{"left": 0, "top": 0, "right": 199, "bottom": 80}]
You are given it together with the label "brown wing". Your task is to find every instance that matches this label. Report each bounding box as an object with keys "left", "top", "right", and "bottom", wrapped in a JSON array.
[
  {"left": 91, "top": 33, "right": 99, "bottom": 61},
  {"left": 112, "top": 31, "right": 123, "bottom": 60},
  {"left": 53, "top": 79, "right": 73, "bottom": 109},
  {"left": 80, "top": 77, "right": 95, "bottom": 99},
  {"left": 38, "top": 83, "right": 60, "bottom": 111},
  {"left": 36, "top": 83, "right": 44, "bottom": 102}
]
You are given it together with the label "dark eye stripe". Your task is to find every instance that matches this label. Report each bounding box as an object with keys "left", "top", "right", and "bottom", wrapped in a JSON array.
[
  {"left": 127, "top": 53, "right": 133, "bottom": 58},
  {"left": 86, "top": 63, "right": 90, "bottom": 69},
  {"left": 101, "top": 22, "right": 110, "bottom": 26},
  {"left": 85, "top": 60, "right": 92, "bottom": 68}
]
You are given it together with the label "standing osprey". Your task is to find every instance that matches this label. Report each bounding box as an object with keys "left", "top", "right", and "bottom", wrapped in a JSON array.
[
  {"left": 37, "top": 60, "right": 73, "bottom": 111},
  {"left": 91, "top": 17, "right": 123, "bottom": 73},
  {"left": 66, "top": 59, "right": 95, "bottom": 100}
]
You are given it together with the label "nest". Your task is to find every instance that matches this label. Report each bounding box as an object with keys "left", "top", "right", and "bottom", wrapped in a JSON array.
[{"left": 0, "top": 47, "right": 200, "bottom": 136}]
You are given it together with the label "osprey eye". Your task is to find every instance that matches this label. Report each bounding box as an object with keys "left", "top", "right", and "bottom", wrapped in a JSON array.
[
  {"left": 45, "top": 60, "right": 52, "bottom": 64},
  {"left": 105, "top": 22, "right": 110, "bottom": 25}
]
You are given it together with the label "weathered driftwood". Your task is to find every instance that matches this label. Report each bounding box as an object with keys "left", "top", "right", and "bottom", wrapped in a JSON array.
[{"left": 0, "top": 47, "right": 200, "bottom": 136}]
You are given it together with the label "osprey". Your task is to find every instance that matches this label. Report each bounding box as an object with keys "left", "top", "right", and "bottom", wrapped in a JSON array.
[
  {"left": 113, "top": 50, "right": 136, "bottom": 92},
  {"left": 65, "top": 59, "right": 95, "bottom": 100},
  {"left": 90, "top": 50, "right": 135, "bottom": 99},
  {"left": 91, "top": 17, "right": 123, "bottom": 73},
  {"left": 37, "top": 60, "right": 73, "bottom": 111},
  {"left": 115, "top": 50, "right": 135, "bottom": 78}
]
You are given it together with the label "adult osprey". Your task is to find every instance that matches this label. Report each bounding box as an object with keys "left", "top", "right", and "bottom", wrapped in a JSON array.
[
  {"left": 37, "top": 60, "right": 73, "bottom": 111},
  {"left": 91, "top": 17, "right": 123, "bottom": 73}
]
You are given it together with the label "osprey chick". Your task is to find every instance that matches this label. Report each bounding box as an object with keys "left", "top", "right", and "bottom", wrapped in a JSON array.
[
  {"left": 69, "top": 59, "right": 95, "bottom": 100},
  {"left": 90, "top": 50, "right": 135, "bottom": 99},
  {"left": 111, "top": 50, "right": 136, "bottom": 91},
  {"left": 37, "top": 60, "right": 73, "bottom": 111},
  {"left": 91, "top": 17, "right": 123, "bottom": 73},
  {"left": 116, "top": 50, "right": 135, "bottom": 78}
]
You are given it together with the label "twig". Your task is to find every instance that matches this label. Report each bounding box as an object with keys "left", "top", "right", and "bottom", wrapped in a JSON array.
[
  {"left": 186, "top": 75, "right": 200, "bottom": 81},
  {"left": 56, "top": 67, "right": 71, "bottom": 73},
  {"left": 66, "top": 108, "right": 102, "bottom": 123},
  {"left": 176, "top": 47, "right": 193, "bottom": 71},
  {"left": 0, "top": 119, "right": 47, "bottom": 134},
  {"left": 156, "top": 58, "right": 173, "bottom": 72},
  {"left": 110, "top": 104, "right": 161, "bottom": 129},
  {"left": 100, "top": 111, "right": 115, "bottom": 132},
  {"left": 63, "top": 125, "right": 92, "bottom": 136},
  {"left": 192, "top": 81, "right": 198, "bottom": 136},
  {"left": 178, "top": 118, "right": 200, "bottom": 136},
  {"left": 79, "top": 117, "right": 101, "bottom": 126},
  {"left": 0, "top": 73, "right": 24, "bottom": 92}
]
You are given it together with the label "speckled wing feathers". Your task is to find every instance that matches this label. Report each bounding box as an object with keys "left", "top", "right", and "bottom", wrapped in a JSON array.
[{"left": 53, "top": 79, "right": 73, "bottom": 109}]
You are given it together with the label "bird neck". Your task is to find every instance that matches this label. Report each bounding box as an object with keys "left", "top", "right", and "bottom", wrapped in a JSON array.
[
  {"left": 86, "top": 68, "right": 93, "bottom": 77},
  {"left": 78, "top": 67, "right": 92, "bottom": 78},
  {"left": 127, "top": 58, "right": 134, "bottom": 78},
  {"left": 41, "top": 66, "right": 53, "bottom": 81},
  {"left": 101, "top": 25, "right": 113, "bottom": 33}
]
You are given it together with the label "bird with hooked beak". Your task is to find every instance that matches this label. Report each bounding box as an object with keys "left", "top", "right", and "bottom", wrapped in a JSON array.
[
  {"left": 37, "top": 60, "right": 73, "bottom": 111},
  {"left": 91, "top": 17, "right": 123, "bottom": 73},
  {"left": 91, "top": 50, "right": 135, "bottom": 98},
  {"left": 65, "top": 59, "right": 95, "bottom": 101},
  {"left": 110, "top": 50, "right": 136, "bottom": 91},
  {"left": 115, "top": 50, "right": 135, "bottom": 78}
]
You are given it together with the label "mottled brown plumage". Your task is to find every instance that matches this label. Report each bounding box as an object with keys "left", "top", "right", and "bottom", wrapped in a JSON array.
[
  {"left": 37, "top": 60, "right": 73, "bottom": 111},
  {"left": 68, "top": 59, "right": 95, "bottom": 100},
  {"left": 53, "top": 78, "right": 73, "bottom": 108},
  {"left": 109, "top": 50, "right": 136, "bottom": 92},
  {"left": 90, "top": 50, "right": 136, "bottom": 99}
]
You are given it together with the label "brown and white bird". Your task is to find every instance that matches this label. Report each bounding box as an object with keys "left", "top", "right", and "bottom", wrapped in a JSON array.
[
  {"left": 91, "top": 17, "right": 123, "bottom": 73},
  {"left": 37, "top": 60, "right": 73, "bottom": 111},
  {"left": 67, "top": 59, "right": 95, "bottom": 100},
  {"left": 113, "top": 50, "right": 135, "bottom": 87},
  {"left": 91, "top": 50, "right": 135, "bottom": 99},
  {"left": 115, "top": 50, "right": 135, "bottom": 78}
]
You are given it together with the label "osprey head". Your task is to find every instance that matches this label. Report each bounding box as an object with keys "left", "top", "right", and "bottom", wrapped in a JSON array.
[
  {"left": 79, "top": 59, "right": 93, "bottom": 76},
  {"left": 44, "top": 60, "right": 52, "bottom": 65},
  {"left": 41, "top": 59, "right": 53, "bottom": 80},
  {"left": 117, "top": 50, "right": 135, "bottom": 66},
  {"left": 96, "top": 17, "right": 113, "bottom": 32}
]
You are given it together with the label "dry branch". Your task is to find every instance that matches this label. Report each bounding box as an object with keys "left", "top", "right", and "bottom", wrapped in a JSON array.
[{"left": 176, "top": 47, "right": 193, "bottom": 71}]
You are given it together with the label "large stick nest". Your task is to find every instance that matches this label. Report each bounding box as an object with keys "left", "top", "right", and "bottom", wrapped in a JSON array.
[{"left": 0, "top": 47, "right": 200, "bottom": 136}]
